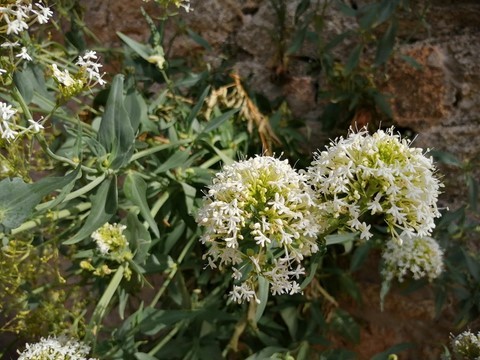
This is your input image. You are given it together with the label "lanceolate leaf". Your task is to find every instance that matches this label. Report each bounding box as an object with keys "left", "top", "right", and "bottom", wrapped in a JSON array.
[
  {"left": 0, "top": 168, "right": 81, "bottom": 232},
  {"left": 64, "top": 176, "right": 118, "bottom": 245},
  {"left": 98, "top": 75, "right": 135, "bottom": 170},
  {"left": 124, "top": 172, "right": 160, "bottom": 238},
  {"left": 374, "top": 20, "right": 398, "bottom": 66}
]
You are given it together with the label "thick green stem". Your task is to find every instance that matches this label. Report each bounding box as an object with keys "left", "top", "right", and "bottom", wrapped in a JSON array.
[{"left": 11, "top": 202, "right": 91, "bottom": 236}]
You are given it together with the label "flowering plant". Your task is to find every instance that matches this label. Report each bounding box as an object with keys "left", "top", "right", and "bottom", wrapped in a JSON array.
[
  {"left": 0, "top": 0, "right": 477, "bottom": 359},
  {"left": 305, "top": 127, "right": 442, "bottom": 241},
  {"left": 197, "top": 155, "right": 321, "bottom": 303},
  {"left": 18, "top": 336, "right": 97, "bottom": 360}
]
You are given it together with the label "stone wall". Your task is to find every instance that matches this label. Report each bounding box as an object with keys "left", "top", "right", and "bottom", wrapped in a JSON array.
[{"left": 80, "top": 0, "right": 480, "bottom": 209}]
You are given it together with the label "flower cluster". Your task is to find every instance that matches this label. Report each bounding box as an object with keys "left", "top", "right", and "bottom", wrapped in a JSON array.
[
  {"left": 51, "top": 50, "right": 106, "bottom": 101},
  {"left": 0, "top": 1, "right": 53, "bottom": 71},
  {"left": 197, "top": 156, "right": 322, "bottom": 303},
  {"left": 450, "top": 330, "right": 480, "bottom": 360},
  {"left": 381, "top": 233, "right": 444, "bottom": 282},
  {"left": 305, "top": 127, "right": 442, "bottom": 241},
  {"left": 91, "top": 223, "right": 130, "bottom": 259},
  {"left": 0, "top": 1, "right": 53, "bottom": 36},
  {"left": 18, "top": 336, "right": 97, "bottom": 360},
  {"left": 0, "top": 101, "right": 44, "bottom": 141}
]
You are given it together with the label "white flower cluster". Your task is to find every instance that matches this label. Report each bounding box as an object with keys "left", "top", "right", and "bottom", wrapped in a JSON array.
[
  {"left": 51, "top": 51, "right": 106, "bottom": 100},
  {"left": 451, "top": 330, "right": 480, "bottom": 360},
  {"left": 381, "top": 233, "right": 444, "bottom": 282},
  {"left": 305, "top": 127, "right": 442, "bottom": 241},
  {"left": 76, "top": 50, "right": 106, "bottom": 87},
  {"left": 197, "top": 156, "right": 321, "bottom": 303},
  {"left": 18, "top": 336, "right": 97, "bottom": 360},
  {"left": 92, "top": 222, "right": 129, "bottom": 256},
  {"left": 0, "top": 101, "right": 44, "bottom": 141},
  {"left": 0, "top": 1, "right": 53, "bottom": 69},
  {"left": 0, "top": 1, "right": 53, "bottom": 35}
]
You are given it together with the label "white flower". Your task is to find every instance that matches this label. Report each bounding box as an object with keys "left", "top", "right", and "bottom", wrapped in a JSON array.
[
  {"left": 451, "top": 330, "right": 480, "bottom": 359},
  {"left": 91, "top": 223, "right": 129, "bottom": 255},
  {"left": 1, "top": 125, "right": 18, "bottom": 140},
  {"left": 305, "top": 127, "right": 442, "bottom": 240},
  {"left": 381, "top": 233, "right": 444, "bottom": 282},
  {"left": 76, "top": 50, "right": 106, "bottom": 86},
  {"left": 16, "top": 47, "right": 32, "bottom": 61},
  {"left": 197, "top": 155, "right": 322, "bottom": 303},
  {"left": 0, "top": 102, "right": 17, "bottom": 121},
  {"left": 18, "top": 335, "right": 97, "bottom": 360},
  {"left": 32, "top": 2, "right": 53, "bottom": 24},
  {"left": 28, "top": 118, "right": 44, "bottom": 132},
  {"left": 51, "top": 63, "right": 77, "bottom": 87},
  {"left": 5, "top": 16, "right": 29, "bottom": 35},
  {"left": 229, "top": 283, "right": 260, "bottom": 304}
]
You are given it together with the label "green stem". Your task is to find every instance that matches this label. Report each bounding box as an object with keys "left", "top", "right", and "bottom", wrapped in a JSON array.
[
  {"left": 130, "top": 140, "right": 191, "bottom": 161},
  {"left": 87, "top": 265, "right": 126, "bottom": 348},
  {"left": 36, "top": 173, "right": 106, "bottom": 212},
  {"left": 11, "top": 202, "right": 91, "bottom": 236},
  {"left": 149, "top": 232, "right": 197, "bottom": 308},
  {"left": 148, "top": 321, "right": 184, "bottom": 356}
]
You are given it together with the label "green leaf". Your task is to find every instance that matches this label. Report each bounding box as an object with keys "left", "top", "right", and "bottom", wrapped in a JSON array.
[
  {"left": 280, "top": 306, "right": 298, "bottom": 340},
  {"left": 187, "top": 28, "right": 212, "bottom": 51},
  {"left": 462, "top": 248, "right": 480, "bottom": 281},
  {"left": 117, "top": 32, "right": 152, "bottom": 61},
  {"left": 140, "top": 309, "right": 198, "bottom": 336},
  {"left": 135, "top": 353, "right": 158, "bottom": 360},
  {"left": 301, "top": 251, "right": 323, "bottom": 289},
  {"left": 345, "top": 44, "right": 363, "bottom": 75},
  {"left": 0, "top": 169, "right": 81, "bottom": 232},
  {"left": 330, "top": 309, "right": 360, "bottom": 343},
  {"left": 380, "top": 279, "right": 391, "bottom": 311},
  {"left": 246, "top": 347, "right": 288, "bottom": 360},
  {"left": 255, "top": 276, "right": 269, "bottom": 322},
  {"left": 374, "top": 20, "right": 398, "bottom": 66},
  {"left": 334, "top": 0, "right": 357, "bottom": 17},
  {"left": 155, "top": 149, "right": 191, "bottom": 174},
  {"left": 185, "top": 86, "right": 210, "bottom": 124},
  {"left": 87, "top": 264, "right": 125, "bottom": 341},
  {"left": 466, "top": 175, "right": 478, "bottom": 212},
  {"left": 287, "top": 26, "right": 308, "bottom": 54},
  {"left": 399, "top": 54, "right": 423, "bottom": 70},
  {"left": 180, "top": 182, "right": 196, "bottom": 214},
  {"left": 64, "top": 176, "right": 118, "bottom": 245},
  {"left": 14, "top": 67, "right": 34, "bottom": 103},
  {"left": 0, "top": 178, "right": 38, "bottom": 232},
  {"left": 373, "top": 92, "right": 393, "bottom": 118},
  {"left": 124, "top": 83, "right": 147, "bottom": 132},
  {"left": 201, "top": 108, "right": 239, "bottom": 134},
  {"left": 350, "top": 241, "right": 372, "bottom": 272},
  {"left": 325, "top": 232, "right": 357, "bottom": 246},
  {"left": 429, "top": 150, "right": 461, "bottom": 167},
  {"left": 98, "top": 74, "right": 135, "bottom": 170},
  {"left": 125, "top": 212, "right": 152, "bottom": 264},
  {"left": 124, "top": 172, "right": 159, "bottom": 238}
]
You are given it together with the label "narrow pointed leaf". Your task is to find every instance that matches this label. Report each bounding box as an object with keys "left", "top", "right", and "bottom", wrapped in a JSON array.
[
  {"left": 98, "top": 74, "right": 135, "bottom": 170},
  {"left": 124, "top": 172, "right": 159, "bottom": 238},
  {"left": 64, "top": 176, "right": 118, "bottom": 244}
]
